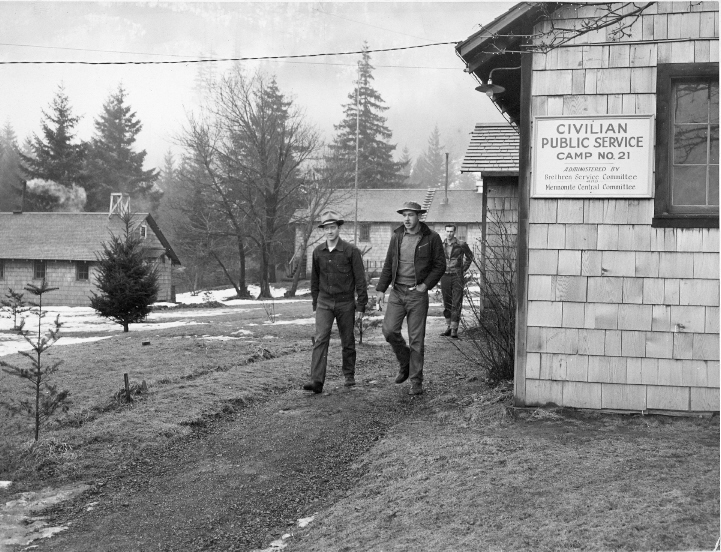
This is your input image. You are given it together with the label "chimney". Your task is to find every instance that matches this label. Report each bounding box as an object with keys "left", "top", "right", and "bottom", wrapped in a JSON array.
[
  {"left": 13, "top": 180, "right": 26, "bottom": 214},
  {"left": 109, "top": 193, "right": 130, "bottom": 217}
]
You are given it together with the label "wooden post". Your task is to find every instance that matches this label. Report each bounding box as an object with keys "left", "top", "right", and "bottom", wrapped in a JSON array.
[{"left": 124, "top": 373, "right": 131, "bottom": 403}]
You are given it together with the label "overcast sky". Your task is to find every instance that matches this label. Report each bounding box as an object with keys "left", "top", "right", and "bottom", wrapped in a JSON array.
[{"left": 0, "top": 2, "right": 512, "bottom": 170}]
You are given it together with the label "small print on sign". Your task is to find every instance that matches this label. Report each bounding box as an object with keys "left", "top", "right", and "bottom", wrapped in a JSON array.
[{"left": 532, "top": 115, "right": 654, "bottom": 198}]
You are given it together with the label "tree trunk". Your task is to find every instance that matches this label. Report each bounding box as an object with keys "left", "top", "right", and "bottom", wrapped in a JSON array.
[
  {"left": 210, "top": 250, "right": 243, "bottom": 298},
  {"left": 257, "top": 242, "right": 272, "bottom": 298},
  {"left": 34, "top": 377, "right": 40, "bottom": 441},
  {"left": 123, "top": 322, "right": 129, "bottom": 332},
  {"left": 286, "top": 234, "right": 310, "bottom": 297},
  {"left": 236, "top": 233, "right": 249, "bottom": 297}
]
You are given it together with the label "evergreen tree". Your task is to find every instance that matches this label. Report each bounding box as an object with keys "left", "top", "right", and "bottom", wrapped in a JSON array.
[
  {"left": 18, "top": 85, "right": 87, "bottom": 210},
  {"left": 0, "top": 123, "right": 24, "bottom": 211},
  {"left": 90, "top": 212, "right": 159, "bottom": 332},
  {"left": 413, "top": 125, "right": 446, "bottom": 188},
  {"left": 398, "top": 146, "right": 413, "bottom": 186},
  {"left": 85, "top": 85, "right": 159, "bottom": 212},
  {"left": 329, "top": 43, "right": 406, "bottom": 189}
]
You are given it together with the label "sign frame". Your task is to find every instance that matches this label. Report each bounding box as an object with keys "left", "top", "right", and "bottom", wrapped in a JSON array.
[{"left": 531, "top": 114, "right": 655, "bottom": 199}]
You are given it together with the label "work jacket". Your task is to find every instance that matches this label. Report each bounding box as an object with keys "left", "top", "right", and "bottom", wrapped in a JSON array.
[
  {"left": 376, "top": 222, "right": 446, "bottom": 293},
  {"left": 311, "top": 238, "right": 368, "bottom": 312},
  {"left": 444, "top": 237, "right": 474, "bottom": 275}
]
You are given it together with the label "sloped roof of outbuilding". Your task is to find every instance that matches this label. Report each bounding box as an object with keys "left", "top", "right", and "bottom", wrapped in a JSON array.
[
  {"left": 424, "top": 190, "right": 484, "bottom": 224},
  {"left": 292, "top": 188, "right": 432, "bottom": 224},
  {"left": 0, "top": 212, "right": 181, "bottom": 264},
  {"left": 293, "top": 188, "right": 484, "bottom": 225},
  {"left": 461, "top": 123, "right": 520, "bottom": 175}
]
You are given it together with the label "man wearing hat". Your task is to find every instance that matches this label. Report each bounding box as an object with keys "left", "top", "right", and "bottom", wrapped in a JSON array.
[
  {"left": 375, "top": 201, "right": 446, "bottom": 395},
  {"left": 440, "top": 224, "right": 474, "bottom": 339},
  {"left": 304, "top": 210, "right": 368, "bottom": 394}
]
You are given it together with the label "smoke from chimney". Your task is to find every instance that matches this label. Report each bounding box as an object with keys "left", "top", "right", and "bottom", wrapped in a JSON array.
[{"left": 25, "top": 179, "right": 87, "bottom": 212}]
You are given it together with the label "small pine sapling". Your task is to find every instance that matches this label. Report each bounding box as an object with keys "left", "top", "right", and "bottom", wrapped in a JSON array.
[
  {"left": 0, "top": 280, "right": 71, "bottom": 441},
  {"left": 1, "top": 288, "right": 33, "bottom": 332},
  {"left": 90, "top": 211, "right": 160, "bottom": 332}
]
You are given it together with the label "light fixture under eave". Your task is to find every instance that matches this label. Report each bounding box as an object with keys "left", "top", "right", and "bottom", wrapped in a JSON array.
[
  {"left": 474, "top": 64, "right": 521, "bottom": 99},
  {"left": 475, "top": 80, "right": 505, "bottom": 98}
]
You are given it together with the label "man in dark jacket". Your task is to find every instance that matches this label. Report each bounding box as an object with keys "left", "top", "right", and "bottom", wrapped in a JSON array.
[
  {"left": 304, "top": 210, "right": 368, "bottom": 394},
  {"left": 376, "top": 201, "right": 446, "bottom": 395},
  {"left": 440, "top": 224, "right": 474, "bottom": 339}
]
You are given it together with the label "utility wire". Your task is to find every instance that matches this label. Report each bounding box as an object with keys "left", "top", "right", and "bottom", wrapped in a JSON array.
[
  {"left": 311, "top": 7, "right": 431, "bottom": 42},
  {"left": 0, "top": 41, "right": 461, "bottom": 65}
]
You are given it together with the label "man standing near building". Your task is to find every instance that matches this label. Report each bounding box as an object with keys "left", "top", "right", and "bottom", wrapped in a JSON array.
[
  {"left": 304, "top": 211, "right": 368, "bottom": 394},
  {"left": 440, "top": 224, "right": 474, "bottom": 339},
  {"left": 376, "top": 201, "right": 446, "bottom": 396}
]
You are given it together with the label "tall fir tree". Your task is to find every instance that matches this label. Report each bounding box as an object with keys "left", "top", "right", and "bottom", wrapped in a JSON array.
[
  {"left": 398, "top": 146, "right": 413, "bottom": 187},
  {"left": 18, "top": 85, "right": 87, "bottom": 210},
  {"left": 0, "top": 123, "right": 24, "bottom": 211},
  {"left": 413, "top": 125, "right": 446, "bottom": 188},
  {"left": 329, "top": 43, "right": 407, "bottom": 189},
  {"left": 85, "top": 85, "right": 159, "bottom": 212}
]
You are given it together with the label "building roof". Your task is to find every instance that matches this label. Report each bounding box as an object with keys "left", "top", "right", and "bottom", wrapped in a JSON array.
[
  {"left": 293, "top": 189, "right": 432, "bottom": 224},
  {"left": 455, "top": 2, "right": 558, "bottom": 125},
  {"left": 461, "top": 123, "right": 520, "bottom": 175},
  {"left": 293, "top": 188, "right": 484, "bottom": 225},
  {"left": 0, "top": 212, "right": 181, "bottom": 264},
  {"left": 424, "top": 190, "right": 485, "bottom": 224}
]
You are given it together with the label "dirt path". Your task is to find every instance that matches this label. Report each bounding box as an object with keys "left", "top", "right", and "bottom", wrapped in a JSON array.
[{"left": 21, "top": 340, "right": 447, "bottom": 552}]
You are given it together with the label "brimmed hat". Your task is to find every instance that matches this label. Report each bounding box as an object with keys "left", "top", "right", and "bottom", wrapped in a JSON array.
[
  {"left": 318, "top": 210, "right": 345, "bottom": 228},
  {"left": 396, "top": 201, "right": 426, "bottom": 215}
]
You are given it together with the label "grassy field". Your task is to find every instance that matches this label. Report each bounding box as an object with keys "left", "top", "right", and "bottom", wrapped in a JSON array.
[
  {"left": 0, "top": 299, "right": 319, "bottom": 485},
  {"left": 1, "top": 297, "right": 718, "bottom": 551}
]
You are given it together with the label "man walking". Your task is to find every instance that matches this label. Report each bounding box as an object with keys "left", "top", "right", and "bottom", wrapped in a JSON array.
[
  {"left": 304, "top": 211, "right": 368, "bottom": 394},
  {"left": 440, "top": 224, "right": 474, "bottom": 339},
  {"left": 376, "top": 201, "right": 445, "bottom": 395}
]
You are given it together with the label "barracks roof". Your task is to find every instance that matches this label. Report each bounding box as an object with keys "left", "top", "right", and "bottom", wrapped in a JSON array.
[{"left": 0, "top": 212, "right": 180, "bottom": 264}]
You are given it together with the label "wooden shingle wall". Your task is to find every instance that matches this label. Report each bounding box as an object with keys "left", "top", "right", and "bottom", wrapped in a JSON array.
[{"left": 523, "top": 2, "right": 720, "bottom": 412}]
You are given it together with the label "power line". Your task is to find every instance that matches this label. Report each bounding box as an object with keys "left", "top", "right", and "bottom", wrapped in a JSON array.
[
  {"left": 311, "top": 7, "right": 430, "bottom": 42},
  {"left": 0, "top": 41, "right": 461, "bottom": 66},
  {"left": 0, "top": 42, "right": 192, "bottom": 58}
]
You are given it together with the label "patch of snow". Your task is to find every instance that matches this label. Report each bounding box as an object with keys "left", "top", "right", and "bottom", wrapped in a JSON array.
[
  {"left": 0, "top": 481, "right": 11, "bottom": 489},
  {"left": 298, "top": 515, "right": 315, "bottom": 528},
  {"left": 0, "top": 336, "right": 113, "bottom": 358},
  {"left": 174, "top": 285, "right": 311, "bottom": 305},
  {"left": 264, "top": 317, "right": 315, "bottom": 326},
  {"left": 0, "top": 484, "right": 89, "bottom": 547},
  {"left": 231, "top": 329, "right": 253, "bottom": 336}
]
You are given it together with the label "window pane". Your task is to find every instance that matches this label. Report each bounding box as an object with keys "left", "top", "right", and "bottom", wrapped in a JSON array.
[
  {"left": 710, "top": 165, "right": 719, "bottom": 206},
  {"left": 674, "top": 125, "right": 708, "bottom": 164},
  {"left": 711, "top": 82, "right": 719, "bottom": 124},
  {"left": 675, "top": 83, "right": 709, "bottom": 124},
  {"left": 711, "top": 125, "right": 719, "bottom": 164},
  {"left": 672, "top": 165, "right": 707, "bottom": 205}
]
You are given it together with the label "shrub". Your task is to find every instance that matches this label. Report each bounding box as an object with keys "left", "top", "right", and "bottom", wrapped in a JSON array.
[
  {"left": 91, "top": 211, "right": 159, "bottom": 332},
  {"left": 459, "top": 208, "right": 517, "bottom": 386}
]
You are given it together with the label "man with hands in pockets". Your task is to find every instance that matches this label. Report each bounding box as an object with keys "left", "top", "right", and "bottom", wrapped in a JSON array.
[
  {"left": 375, "top": 201, "right": 446, "bottom": 396},
  {"left": 304, "top": 211, "right": 368, "bottom": 394}
]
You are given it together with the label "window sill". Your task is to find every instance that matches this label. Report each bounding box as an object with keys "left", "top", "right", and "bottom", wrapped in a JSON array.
[{"left": 652, "top": 215, "right": 719, "bottom": 228}]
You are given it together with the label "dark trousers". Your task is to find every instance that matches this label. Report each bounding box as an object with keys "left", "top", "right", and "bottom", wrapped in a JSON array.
[
  {"left": 310, "top": 295, "right": 356, "bottom": 385},
  {"left": 382, "top": 285, "right": 429, "bottom": 385},
  {"left": 440, "top": 273, "right": 464, "bottom": 329}
]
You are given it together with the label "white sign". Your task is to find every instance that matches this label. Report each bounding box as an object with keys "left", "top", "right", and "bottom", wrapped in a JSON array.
[{"left": 532, "top": 115, "right": 654, "bottom": 198}]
